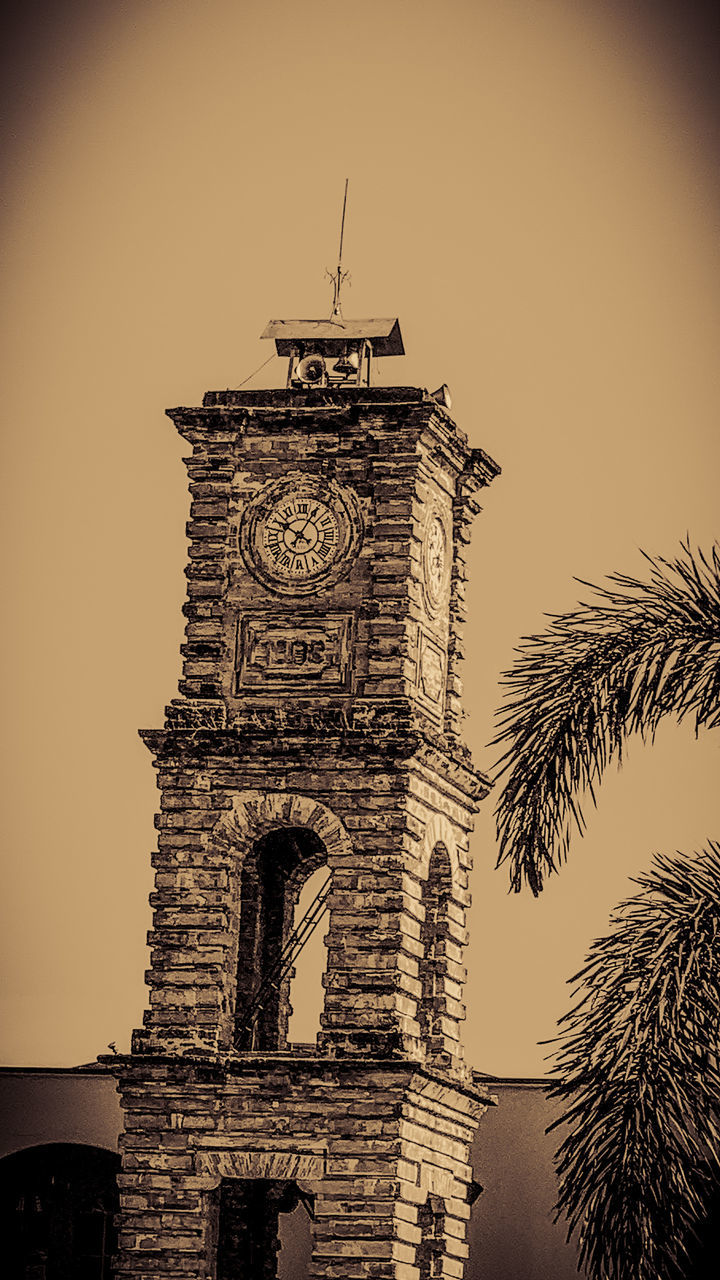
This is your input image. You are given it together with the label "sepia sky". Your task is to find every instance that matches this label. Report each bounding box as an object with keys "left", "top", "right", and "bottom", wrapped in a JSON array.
[{"left": 1, "top": 0, "right": 719, "bottom": 1075}]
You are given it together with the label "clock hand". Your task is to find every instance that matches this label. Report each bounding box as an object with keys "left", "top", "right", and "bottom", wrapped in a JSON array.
[
  {"left": 288, "top": 527, "right": 311, "bottom": 547},
  {"left": 292, "top": 506, "right": 321, "bottom": 544}
]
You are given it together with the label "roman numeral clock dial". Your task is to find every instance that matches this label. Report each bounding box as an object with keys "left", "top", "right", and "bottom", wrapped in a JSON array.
[
  {"left": 239, "top": 475, "right": 363, "bottom": 596},
  {"left": 264, "top": 497, "right": 339, "bottom": 577}
]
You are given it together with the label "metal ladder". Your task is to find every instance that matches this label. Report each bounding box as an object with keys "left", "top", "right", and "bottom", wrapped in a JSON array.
[{"left": 233, "top": 874, "right": 332, "bottom": 1050}]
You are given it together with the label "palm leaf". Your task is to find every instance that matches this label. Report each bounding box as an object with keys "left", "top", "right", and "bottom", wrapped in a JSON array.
[
  {"left": 548, "top": 844, "right": 720, "bottom": 1280},
  {"left": 493, "top": 542, "right": 720, "bottom": 894}
]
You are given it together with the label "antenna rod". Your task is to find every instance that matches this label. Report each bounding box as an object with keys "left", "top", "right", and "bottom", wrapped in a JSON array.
[
  {"left": 337, "top": 178, "right": 348, "bottom": 276},
  {"left": 330, "top": 178, "right": 349, "bottom": 319}
]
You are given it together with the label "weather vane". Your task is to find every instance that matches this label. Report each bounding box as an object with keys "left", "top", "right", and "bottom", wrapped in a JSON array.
[
  {"left": 260, "top": 178, "right": 405, "bottom": 387},
  {"left": 327, "top": 178, "right": 350, "bottom": 320}
]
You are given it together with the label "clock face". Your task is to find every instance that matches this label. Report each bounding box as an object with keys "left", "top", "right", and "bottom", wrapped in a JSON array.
[
  {"left": 423, "top": 511, "right": 450, "bottom": 613},
  {"left": 426, "top": 519, "right": 446, "bottom": 594},
  {"left": 239, "top": 475, "right": 363, "bottom": 596},
  {"left": 263, "top": 495, "right": 340, "bottom": 578}
]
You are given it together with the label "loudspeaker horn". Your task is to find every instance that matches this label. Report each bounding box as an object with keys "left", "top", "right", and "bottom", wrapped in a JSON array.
[
  {"left": 431, "top": 383, "right": 452, "bottom": 411},
  {"left": 296, "top": 354, "right": 326, "bottom": 384}
]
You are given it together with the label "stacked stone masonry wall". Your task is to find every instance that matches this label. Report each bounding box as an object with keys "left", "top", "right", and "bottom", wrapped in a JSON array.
[
  {"left": 115, "top": 1058, "right": 492, "bottom": 1280},
  {"left": 167, "top": 389, "right": 498, "bottom": 744},
  {"left": 138, "top": 754, "right": 483, "bottom": 1069},
  {"left": 115, "top": 387, "right": 500, "bottom": 1280}
]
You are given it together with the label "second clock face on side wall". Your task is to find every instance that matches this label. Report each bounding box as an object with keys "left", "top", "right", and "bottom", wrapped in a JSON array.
[
  {"left": 239, "top": 474, "right": 363, "bottom": 596},
  {"left": 422, "top": 509, "right": 451, "bottom": 615}
]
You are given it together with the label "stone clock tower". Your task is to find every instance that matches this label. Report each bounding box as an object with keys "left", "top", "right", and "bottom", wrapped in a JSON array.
[{"left": 112, "top": 317, "right": 500, "bottom": 1279}]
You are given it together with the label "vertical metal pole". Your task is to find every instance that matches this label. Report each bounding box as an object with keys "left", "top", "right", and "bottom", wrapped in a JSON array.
[
  {"left": 331, "top": 179, "right": 350, "bottom": 319},
  {"left": 100, "top": 1208, "right": 108, "bottom": 1279},
  {"left": 286, "top": 346, "right": 298, "bottom": 388}
]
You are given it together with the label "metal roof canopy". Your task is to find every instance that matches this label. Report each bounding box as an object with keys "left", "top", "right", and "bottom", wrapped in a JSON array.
[{"left": 261, "top": 318, "right": 404, "bottom": 357}]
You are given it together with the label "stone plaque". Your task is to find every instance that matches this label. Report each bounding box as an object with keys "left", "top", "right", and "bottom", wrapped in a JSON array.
[
  {"left": 236, "top": 613, "right": 353, "bottom": 691},
  {"left": 416, "top": 628, "right": 447, "bottom": 715}
]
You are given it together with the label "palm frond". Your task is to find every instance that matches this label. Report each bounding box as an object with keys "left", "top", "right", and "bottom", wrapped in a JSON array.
[
  {"left": 547, "top": 843, "right": 720, "bottom": 1280},
  {"left": 493, "top": 542, "right": 720, "bottom": 894}
]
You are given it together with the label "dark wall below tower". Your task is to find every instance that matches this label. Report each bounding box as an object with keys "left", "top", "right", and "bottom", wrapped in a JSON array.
[
  {"left": 0, "top": 1067, "right": 585, "bottom": 1277},
  {"left": 468, "top": 1078, "right": 587, "bottom": 1279}
]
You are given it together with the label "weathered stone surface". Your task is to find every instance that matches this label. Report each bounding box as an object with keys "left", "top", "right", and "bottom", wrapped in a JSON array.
[
  {"left": 114, "top": 385, "right": 500, "bottom": 1279},
  {"left": 113, "top": 1056, "right": 494, "bottom": 1280}
]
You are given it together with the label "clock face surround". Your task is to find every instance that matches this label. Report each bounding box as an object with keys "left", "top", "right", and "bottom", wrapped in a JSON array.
[{"left": 239, "top": 474, "right": 363, "bottom": 596}]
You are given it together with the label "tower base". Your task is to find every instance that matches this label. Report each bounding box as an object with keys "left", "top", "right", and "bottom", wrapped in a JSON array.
[{"left": 112, "top": 1052, "right": 494, "bottom": 1279}]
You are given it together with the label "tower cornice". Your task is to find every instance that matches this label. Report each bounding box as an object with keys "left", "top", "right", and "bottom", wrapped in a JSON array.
[
  {"left": 166, "top": 385, "right": 500, "bottom": 495},
  {"left": 139, "top": 722, "right": 492, "bottom": 804},
  {"left": 104, "top": 1050, "right": 497, "bottom": 1114}
]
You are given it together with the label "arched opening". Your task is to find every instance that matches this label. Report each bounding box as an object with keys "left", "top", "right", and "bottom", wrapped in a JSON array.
[
  {"left": 233, "top": 826, "right": 327, "bottom": 1051},
  {"left": 287, "top": 863, "right": 330, "bottom": 1048},
  {"left": 0, "top": 1142, "right": 119, "bottom": 1280},
  {"left": 418, "top": 842, "right": 454, "bottom": 1060}
]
